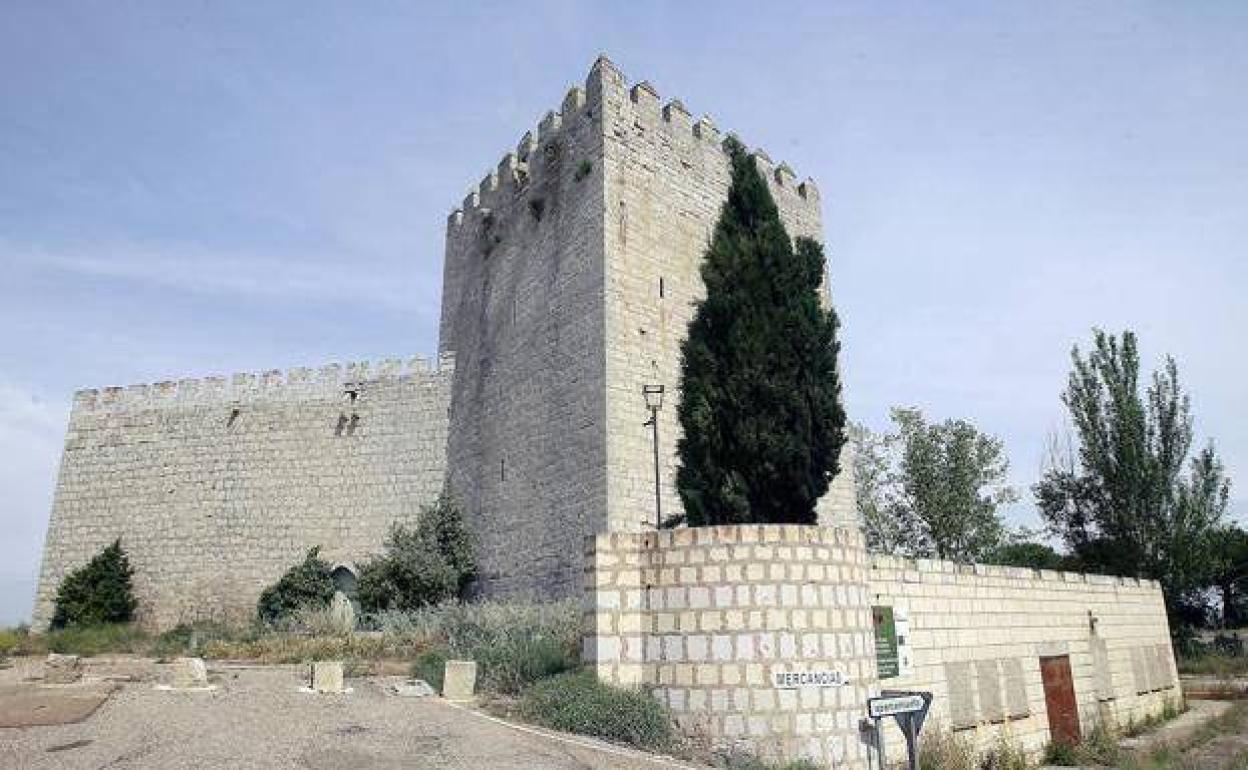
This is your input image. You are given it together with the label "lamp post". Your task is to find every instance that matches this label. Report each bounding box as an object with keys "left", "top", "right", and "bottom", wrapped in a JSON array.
[{"left": 642, "top": 384, "right": 665, "bottom": 528}]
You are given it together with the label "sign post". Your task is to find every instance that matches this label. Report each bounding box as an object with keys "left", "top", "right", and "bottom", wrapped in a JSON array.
[{"left": 866, "top": 691, "right": 932, "bottom": 770}]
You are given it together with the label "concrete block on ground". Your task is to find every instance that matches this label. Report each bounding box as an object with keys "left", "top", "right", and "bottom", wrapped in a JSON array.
[
  {"left": 172, "top": 657, "right": 209, "bottom": 688},
  {"left": 311, "top": 661, "right": 345, "bottom": 694},
  {"left": 442, "top": 660, "right": 477, "bottom": 701},
  {"left": 44, "top": 654, "right": 82, "bottom": 684}
]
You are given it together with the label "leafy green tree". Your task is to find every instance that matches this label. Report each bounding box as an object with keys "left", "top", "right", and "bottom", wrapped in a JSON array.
[
  {"left": 357, "top": 494, "right": 477, "bottom": 612},
  {"left": 850, "top": 422, "right": 923, "bottom": 555},
  {"left": 1208, "top": 524, "right": 1248, "bottom": 627},
  {"left": 851, "top": 412, "right": 1016, "bottom": 561},
  {"left": 991, "top": 541, "right": 1067, "bottom": 571},
  {"left": 51, "top": 539, "right": 137, "bottom": 628},
  {"left": 256, "top": 546, "right": 335, "bottom": 624},
  {"left": 676, "top": 137, "right": 846, "bottom": 526},
  {"left": 1034, "top": 330, "right": 1231, "bottom": 611},
  {"left": 892, "top": 408, "right": 1016, "bottom": 561}
]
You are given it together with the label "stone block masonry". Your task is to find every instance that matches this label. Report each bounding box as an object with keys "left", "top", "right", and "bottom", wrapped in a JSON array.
[
  {"left": 584, "top": 525, "right": 876, "bottom": 769},
  {"left": 868, "top": 557, "right": 1178, "bottom": 761},
  {"left": 32, "top": 355, "right": 452, "bottom": 630},
  {"left": 439, "top": 55, "right": 857, "bottom": 602}
]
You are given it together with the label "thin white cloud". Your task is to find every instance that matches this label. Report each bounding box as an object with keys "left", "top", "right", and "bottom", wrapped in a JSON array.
[{"left": 7, "top": 240, "right": 430, "bottom": 314}]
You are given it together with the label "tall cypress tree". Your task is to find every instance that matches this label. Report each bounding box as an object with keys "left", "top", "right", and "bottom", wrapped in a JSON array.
[{"left": 676, "top": 138, "right": 846, "bottom": 526}]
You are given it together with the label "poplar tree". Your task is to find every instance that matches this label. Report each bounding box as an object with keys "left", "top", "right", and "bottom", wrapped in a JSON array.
[
  {"left": 1034, "top": 329, "right": 1231, "bottom": 611},
  {"left": 675, "top": 137, "right": 846, "bottom": 526}
]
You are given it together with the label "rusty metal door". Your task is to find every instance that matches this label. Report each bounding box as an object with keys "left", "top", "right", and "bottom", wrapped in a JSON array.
[{"left": 1040, "top": 655, "right": 1081, "bottom": 745}]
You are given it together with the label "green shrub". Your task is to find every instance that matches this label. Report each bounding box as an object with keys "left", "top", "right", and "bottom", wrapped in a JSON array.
[
  {"left": 0, "top": 627, "right": 22, "bottom": 659},
  {"left": 920, "top": 729, "right": 975, "bottom": 770},
  {"left": 518, "top": 670, "right": 672, "bottom": 750},
  {"left": 1042, "top": 741, "right": 1078, "bottom": 767},
  {"left": 474, "top": 634, "right": 576, "bottom": 694},
  {"left": 357, "top": 495, "right": 477, "bottom": 612},
  {"left": 412, "top": 647, "right": 450, "bottom": 692},
  {"left": 574, "top": 159, "right": 593, "bottom": 181},
  {"left": 718, "top": 753, "right": 822, "bottom": 770},
  {"left": 45, "top": 623, "right": 149, "bottom": 657},
  {"left": 51, "top": 539, "right": 137, "bottom": 629},
  {"left": 978, "top": 735, "right": 1032, "bottom": 770},
  {"left": 368, "top": 599, "right": 580, "bottom": 694},
  {"left": 257, "top": 547, "right": 335, "bottom": 624}
]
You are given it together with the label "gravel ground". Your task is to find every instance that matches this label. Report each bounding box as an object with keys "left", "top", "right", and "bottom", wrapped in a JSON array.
[{"left": 0, "top": 659, "right": 700, "bottom": 769}]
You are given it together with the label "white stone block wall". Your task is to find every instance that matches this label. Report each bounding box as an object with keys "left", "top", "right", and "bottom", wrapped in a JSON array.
[
  {"left": 585, "top": 525, "right": 875, "bottom": 769},
  {"left": 32, "top": 356, "right": 452, "bottom": 630},
  {"left": 867, "top": 557, "right": 1179, "bottom": 760}
]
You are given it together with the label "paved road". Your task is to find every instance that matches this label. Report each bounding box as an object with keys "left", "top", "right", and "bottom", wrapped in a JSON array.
[{"left": 0, "top": 661, "right": 700, "bottom": 770}]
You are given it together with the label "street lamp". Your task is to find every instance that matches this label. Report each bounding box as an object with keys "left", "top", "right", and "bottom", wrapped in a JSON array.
[{"left": 642, "top": 384, "right": 665, "bottom": 528}]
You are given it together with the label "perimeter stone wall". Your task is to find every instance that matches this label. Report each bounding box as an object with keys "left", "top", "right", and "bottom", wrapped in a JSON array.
[
  {"left": 868, "top": 557, "right": 1178, "bottom": 760},
  {"left": 584, "top": 524, "right": 875, "bottom": 768},
  {"left": 32, "top": 356, "right": 452, "bottom": 630}
]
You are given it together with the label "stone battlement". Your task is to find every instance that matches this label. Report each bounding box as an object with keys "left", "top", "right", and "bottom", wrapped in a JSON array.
[
  {"left": 71, "top": 352, "right": 456, "bottom": 413},
  {"left": 447, "top": 55, "right": 818, "bottom": 229},
  {"left": 869, "top": 553, "right": 1161, "bottom": 589}
]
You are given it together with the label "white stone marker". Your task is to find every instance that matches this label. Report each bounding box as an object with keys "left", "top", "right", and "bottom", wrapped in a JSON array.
[
  {"left": 172, "top": 657, "right": 209, "bottom": 688},
  {"left": 44, "top": 653, "right": 82, "bottom": 684},
  {"left": 441, "top": 660, "right": 477, "bottom": 701},
  {"left": 311, "top": 661, "right": 345, "bottom": 693}
]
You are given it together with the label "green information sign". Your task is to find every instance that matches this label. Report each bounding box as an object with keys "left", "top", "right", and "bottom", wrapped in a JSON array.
[{"left": 873, "top": 605, "right": 899, "bottom": 679}]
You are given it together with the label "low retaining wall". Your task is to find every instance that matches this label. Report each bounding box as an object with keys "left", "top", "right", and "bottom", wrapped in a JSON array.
[
  {"left": 868, "top": 556, "right": 1178, "bottom": 760},
  {"left": 584, "top": 525, "right": 875, "bottom": 768}
]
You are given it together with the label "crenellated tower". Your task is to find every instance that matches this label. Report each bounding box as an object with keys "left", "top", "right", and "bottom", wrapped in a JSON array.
[{"left": 439, "top": 56, "right": 855, "bottom": 599}]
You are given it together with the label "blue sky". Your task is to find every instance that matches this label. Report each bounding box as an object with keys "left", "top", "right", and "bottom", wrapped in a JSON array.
[{"left": 1, "top": 2, "right": 1244, "bottom": 624}]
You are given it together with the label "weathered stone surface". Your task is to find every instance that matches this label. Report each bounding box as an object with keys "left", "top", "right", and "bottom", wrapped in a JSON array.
[
  {"left": 389, "top": 679, "right": 435, "bottom": 698},
  {"left": 44, "top": 654, "right": 82, "bottom": 684},
  {"left": 441, "top": 660, "right": 477, "bottom": 701},
  {"left": 311, "top": 661, "right": 345, "bottom": 694},
  {"left": 585, "top": 525, "right": 873, "bottom": 769},
  {"left": 438, "top": 56, "right": 856, "bottom": 602},
  {"left": 172, "top": 657, "right": 208, "bottom": 689},
  {"left": 32, "top": 358, "right": 453, "bottom": 631},
  {"left": 869, "top": 556, "right": 1177, "bottom": 760}
]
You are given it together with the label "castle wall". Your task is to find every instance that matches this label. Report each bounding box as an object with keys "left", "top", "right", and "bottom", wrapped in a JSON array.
[
  {"left": 438, "top": 66, "right": 610, "bottom": 599},
  {"left": 867, "top": 557, "right": 1178, "bottom": 759},
  {"left": 584, "top": 525, "right": 875, "bottom": 769},
  {"left": 437, "top": 56, "right": 856, "bottom": 601},
  {"left": 594, "top": 58, "right": 856, "bottom": 533},
  {"left": 32, "top": 357, "right": 451, "bottom": 630}
]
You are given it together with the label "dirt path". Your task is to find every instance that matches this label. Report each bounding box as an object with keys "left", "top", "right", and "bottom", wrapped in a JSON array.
[{"left": 0, "top": 663, "right": 701, "bottom": 770}]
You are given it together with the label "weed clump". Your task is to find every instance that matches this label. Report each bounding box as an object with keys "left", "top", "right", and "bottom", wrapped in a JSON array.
[{"left": 518, "top": 670, "right": 672, "bottom": 750}]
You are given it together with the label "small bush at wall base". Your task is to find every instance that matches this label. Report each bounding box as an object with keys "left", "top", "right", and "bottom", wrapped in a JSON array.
[
  {"left": 357, "top": 495, "right": 477, "bottom": 613},
  {"left": 919, "top": 729, "right": 976, "bottom": 770},
  {"left": 518, "top": 670, "right": 672, "bottom": 750},
  {"left": 256, "top": 547, "right": 335, "bottom": 624},
  {"left": 1042, "top": 741, "right": 1078, "bottom": 767},
  {"left": 473, "top": 634, "right": 576, "bottom": 694},
  {"left": 716, "top": 750, "right": 821, "bottom": 770},
  {"left": 46, "top": 624, "right": 150, "bottom": 657},
  {"left": 51, "top": 539, "right": 137, "bottom": 629},
  {"left": 412, "top": 647, "right": 450, "bottom": 693},
  {"left": 978, "top": 735, "right": 1031, "bottom": 770}
]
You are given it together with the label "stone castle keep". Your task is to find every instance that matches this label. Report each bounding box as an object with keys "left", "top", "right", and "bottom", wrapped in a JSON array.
[
  {"left": 34, "top": 58, "right": 1178, "bottom": 767},
  {"left": 33, "top": 56, "right": 854, "bottom": 630}
]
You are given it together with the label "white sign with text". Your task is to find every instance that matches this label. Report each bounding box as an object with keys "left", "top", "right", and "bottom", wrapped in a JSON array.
[{"left": 772, "top": 669, "right": 850, "bottom": 689}]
